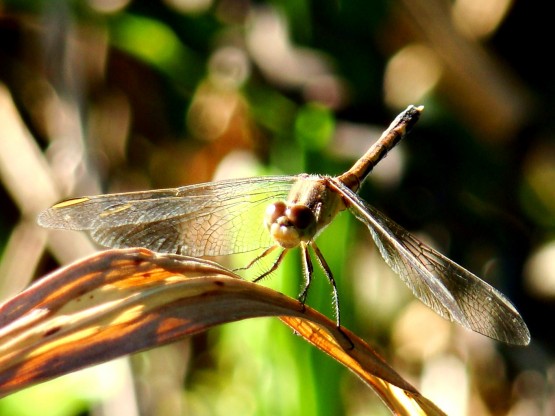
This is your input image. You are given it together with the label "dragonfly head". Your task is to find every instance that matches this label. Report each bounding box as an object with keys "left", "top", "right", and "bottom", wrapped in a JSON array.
[{"left": 264, "top": 201, "right": 317, "bottom": 248}]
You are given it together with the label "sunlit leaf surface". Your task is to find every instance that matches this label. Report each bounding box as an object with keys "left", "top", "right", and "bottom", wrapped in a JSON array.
[{"left": 0, "top": 248, "right": 445, "bottom": 415}]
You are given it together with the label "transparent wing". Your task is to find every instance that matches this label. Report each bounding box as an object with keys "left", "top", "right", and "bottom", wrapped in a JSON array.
[
  {"left": 330, "top": 178, "right": 530, "bottom": 345},
  {"left": 38, "top": 176, "right": 297, "bottom": 257}
]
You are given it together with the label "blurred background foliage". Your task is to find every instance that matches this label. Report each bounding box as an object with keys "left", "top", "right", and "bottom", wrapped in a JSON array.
[{"left": 0, "top": 0, "right": 553, "bottom": 415}]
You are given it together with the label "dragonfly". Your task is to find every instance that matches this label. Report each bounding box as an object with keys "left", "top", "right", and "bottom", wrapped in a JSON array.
[{"left": 38, "top": 105, "right": 530, "bottom": 346}]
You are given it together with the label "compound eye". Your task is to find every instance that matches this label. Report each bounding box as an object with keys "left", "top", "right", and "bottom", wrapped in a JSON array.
[
  {"left": 265, "top": 201, "right": 287, "bottom": 226},
  {"left": 288, "top": 205, "right": 315, "bottom": 230}
]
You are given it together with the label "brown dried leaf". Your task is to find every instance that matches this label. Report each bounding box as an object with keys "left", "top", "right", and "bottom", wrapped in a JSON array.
[{"left": 0, "top": 248, "right": 445, "bottom": 415}]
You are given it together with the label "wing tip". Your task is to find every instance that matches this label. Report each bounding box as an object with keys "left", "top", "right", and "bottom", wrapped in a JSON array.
[
  {"left": 37, "top": 208, "right": 54, "bottom": 228},
  {"left": 506, "top": 319, "right": 531, "bottom": 346}
]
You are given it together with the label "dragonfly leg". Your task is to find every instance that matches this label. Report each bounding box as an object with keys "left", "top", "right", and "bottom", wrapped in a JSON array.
[
  {"left": 310, "top": 242, "right": 354, "bottom": 348},
  {"left": 309, "top": 242, "right": 341, "bottom": 327},
  {"left": 252, "top": 248, "right": 289, "bottom": 283},
  {"left": 298, "top": 242, "right": 313, "bottom": 306},
  {"left": 234, "top": 245, "right": 278, "bottom": 272}
]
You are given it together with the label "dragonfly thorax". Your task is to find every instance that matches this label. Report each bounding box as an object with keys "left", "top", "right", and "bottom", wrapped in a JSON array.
[{"left": 264, "top": 201, "right": 317, "bottom": 248}]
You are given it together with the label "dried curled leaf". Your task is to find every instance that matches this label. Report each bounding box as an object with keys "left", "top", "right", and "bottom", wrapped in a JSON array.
[{"left": 0, "top": 248, "right": 445, "bottom": 415}]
